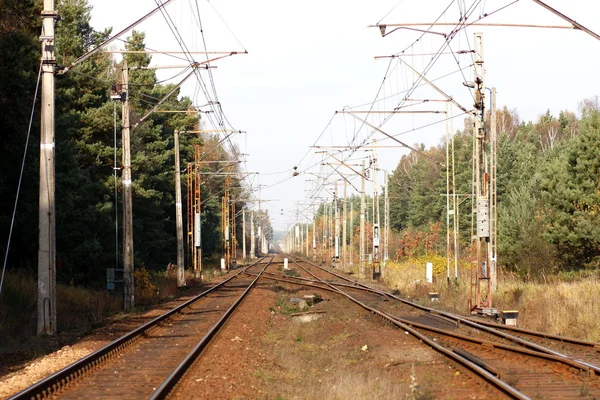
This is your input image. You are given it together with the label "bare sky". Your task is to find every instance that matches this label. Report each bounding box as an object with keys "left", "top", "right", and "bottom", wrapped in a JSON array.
[{"left": 89, "top": 0, "right": 600, "bottom": 232}]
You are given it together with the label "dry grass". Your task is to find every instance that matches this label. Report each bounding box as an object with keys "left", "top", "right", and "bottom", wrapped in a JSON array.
[
  {"left": 0, "top": 272, "right": 121, "bottom": 345},
  {"left": 382, "top": 259, "right": 600, "bottom": 342}
]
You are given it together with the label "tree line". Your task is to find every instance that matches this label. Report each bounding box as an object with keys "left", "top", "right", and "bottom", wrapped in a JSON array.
[
  {"left": 0, "top": 0, "right": 266, "bottom": 287},
  {"left": 387, "top": 101, "right": 600, "bottom": 276}
]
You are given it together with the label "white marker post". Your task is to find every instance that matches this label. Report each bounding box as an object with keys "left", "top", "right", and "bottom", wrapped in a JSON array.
[{"left": 426, "top": 262, "right": 433, "bottom": 284}]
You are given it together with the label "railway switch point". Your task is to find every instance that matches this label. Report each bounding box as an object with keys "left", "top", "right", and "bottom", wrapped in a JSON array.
[{"left": 501, "top": 310, "right": 519, "bottom": 326}]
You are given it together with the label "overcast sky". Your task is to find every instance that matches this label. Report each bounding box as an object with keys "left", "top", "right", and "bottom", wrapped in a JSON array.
[{"left": 88, "top": 0, "right": 600, "bottom": 232}]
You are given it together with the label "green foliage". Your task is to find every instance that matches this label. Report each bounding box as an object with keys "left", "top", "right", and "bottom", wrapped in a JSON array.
[
  {"left": 541, "top": 110, "right": 600, "bottom": 269},
  {"left": 387, "top": 104, "right": 600, "bottom": 276},
  {"left": 0, "top": 0, "right": 252, "bottom": 290}
]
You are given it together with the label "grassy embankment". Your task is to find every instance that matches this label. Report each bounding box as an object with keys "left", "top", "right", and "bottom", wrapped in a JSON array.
[
  {"left": 380, "top": 255, "right": 600, "bottom": 342},
  {"left": 0, "top": 265, "right": 220, "bottom": 373}
]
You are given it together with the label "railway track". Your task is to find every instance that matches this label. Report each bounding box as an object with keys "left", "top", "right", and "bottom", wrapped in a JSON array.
[
  {"left": 268, "top": 257, "right": 600, "bottom": 399},
  {"left": 9, "top": 256, "right": 274, "bottom": 400},
  {"left": 10, "top": 254, "right": 600, "bottom": 399}
]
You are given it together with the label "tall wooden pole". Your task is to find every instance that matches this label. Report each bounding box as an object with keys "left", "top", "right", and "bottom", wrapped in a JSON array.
[
  {"left": 121, "top": 60, "right": 135, "bottom": 310},
  {"left": 38, "top": 0, "right": 57, "bottom": 335},
  {"left": 174, "top": 130, "right": 185, "bottom": 287}
]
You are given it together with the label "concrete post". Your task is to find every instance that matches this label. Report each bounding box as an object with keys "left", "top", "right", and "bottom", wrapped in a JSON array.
[{"left": 38, "top": 0, "right": 57, "bottom": 335}]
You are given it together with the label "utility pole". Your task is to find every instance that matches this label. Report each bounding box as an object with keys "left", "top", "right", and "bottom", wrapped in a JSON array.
[
  {"left": 188, "top": 145, "right": 202, "bottom": 279},
  {"left": 334, "top": 183, "right": 340, "bottom": 267},
  {"left": 222, "top": 179, "right": 231, "bottom": 269},
  {"left": 174, "top": 130, "right": 185, "bottom": 287},
  {"left": 342, "top": 181, "right": 347, "bottom": 271},
  {"left": 490, "top": 87, "right": 498, "bottom": 292},
  {"left": 231, "top": 194, "right": 236, "bottom": 267},
  {"left": 360, "top": 160, "right": 366, "bottom": 279},
  {"left": 305, "top": 223, "right": 309, "bottom": 257},
  {"left": 445, "top": 103, "right": 452, "bottom": 285},
  {"left": 373, "top": 145, "right": 381, "bottom": 276},
  {"left": 250, "top": 211, "right": 255, "bottom": 259},
  {"left": 242, "top": 208, "right": 246, "bottom": 261},
  {"left": 121, "top": 60, "right": 135, "bottom": 310},
  {"left": 38, "top": 0, "right": 57, "bottom": 335},
  {"left": 350, "top": 202, "right": 354, "bottom": 266},
  {"left": 312, "top": 207, "right": 316, "bottom": 261},
  {"left": 322, "top": 203, "right": 327, "bottom": 264},
  {"left": 470, "top": 33, "right": 493, "bottom": 313},
  {"left": 384, "top": 170, "right": 389, "bottom": 275}
]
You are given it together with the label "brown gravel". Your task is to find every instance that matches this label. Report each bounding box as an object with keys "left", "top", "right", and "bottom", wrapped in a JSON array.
[
  {"left": 1, "top": 261, "right": 506, "bottom": 399},
  {"left": 171, "top": 277, "right": 503, "bottom": 399}
]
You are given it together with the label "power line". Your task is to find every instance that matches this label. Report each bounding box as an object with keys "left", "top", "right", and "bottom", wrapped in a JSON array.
[{"left": 1, "top": 60, "right": 43, "bottom": 298}]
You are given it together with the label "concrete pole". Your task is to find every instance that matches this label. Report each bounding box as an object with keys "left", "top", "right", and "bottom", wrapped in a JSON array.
[
  {"left": 174, "top": 130, "right": 185, "bottom": 287},
  {"left": 384, "top": 170, "right": 389, "bottom": 274},
  {"left": 257, "top": 225, "right": 261, "bottom": 256},
  {"left": 446, "top": 101, "right": 451, "bottom": 285},
  {"left": 38, "top": 0, "right": 57, "bottom": 335},
  {"left": 322, "top": 203, "right": 327, "bottom": 264},
  {"left": 334, "top": 183, "right": 340, "bottom": 266},
  {"left": 342, "top": 181, "right": 347, "bottom": 271},
  {"left": 242, "top": 208, "right": 246, "bottom": 260},
  {"left": 121, "top": 59, "right": 135, "bottom": 310},
  {"left": 360, "top": 160, "right": 366, "bottom": 279},
  {"left": 300, "top": 223, "right": 304, "bottom": 254},
  {"left": 490, "top": 87, "right": 498, "bottom": 292},
  {"left": 375, "top": 156, "right": 381, "bottom": 263},
  {"left": 312, "top": 206, "right": 316, "bottom": 261},
  {"left": 350, "top": 202, "right": 354, "bottom": 265},
  {"left": 250, "top": 211, "right": 255, "bottom": 259},
  {"left": 305, "top": 223, "right": 309, "bottom": 257}
]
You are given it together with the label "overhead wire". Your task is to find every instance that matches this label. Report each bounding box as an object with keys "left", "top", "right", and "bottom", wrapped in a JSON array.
[
  {"left": 293, "top": 0, "right": 489, "bottom": 215},
  {"left": 1, "top": 60, "right": 43, "bottom": 298}
]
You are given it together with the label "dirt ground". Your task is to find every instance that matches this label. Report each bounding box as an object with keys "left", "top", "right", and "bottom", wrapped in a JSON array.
[
  {"left": 169, "top": 279, "right": 500, "bottom": 399},
  {"left": 1, "top": 269, "right": 502, "bottom": 399}
]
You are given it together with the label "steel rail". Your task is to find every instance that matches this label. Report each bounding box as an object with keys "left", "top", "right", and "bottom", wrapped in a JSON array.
[
  {"left": 289, "top": 259, "right": 529, "bottom": 399},
  {"left": 9, "top": 256, "right": 269, "bottom": 400},
  {"left": 383, "top": 311, "right": 597, "bottom": 374},
  {"left": 255, "top": 267, "right": 597, "bottom": 376},
  {"left": 149, "top": 257, "right": 273, "bottom": 399},
  {"left": 463, "top": 317, "right": 600, "bottom": 348},
  {"left": 293, "top": 257, "right": 600, "bottom": 374},
  {"left": 261, "top": 270, "right": 388, "bottom": 299}
]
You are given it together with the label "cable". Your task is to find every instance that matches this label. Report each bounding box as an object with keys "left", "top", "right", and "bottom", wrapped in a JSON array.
[
  {"left": 0, "top": 60, "right": 43, "bottom": 298},
  {"left": 377, "top": 0, "right": 407, "bottom": 26},
  {"left": 292, "top": 0, "right": 488, "bottom": 219}
]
